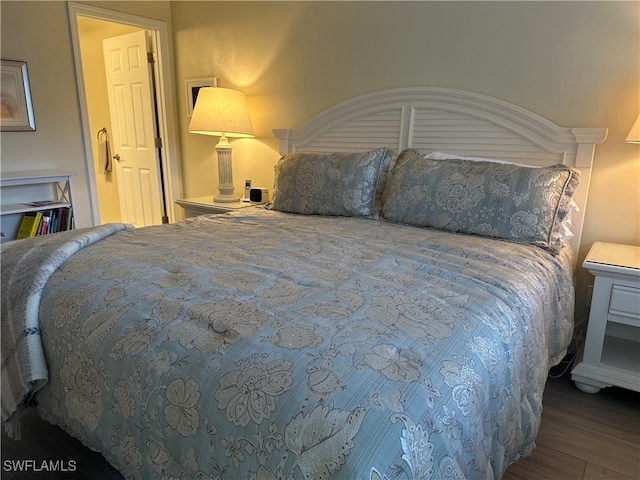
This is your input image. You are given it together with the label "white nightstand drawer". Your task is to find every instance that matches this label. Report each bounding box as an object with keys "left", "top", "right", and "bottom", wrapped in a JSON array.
[{"left": 609, "top": 285, "right": 640, "bottom": 321}]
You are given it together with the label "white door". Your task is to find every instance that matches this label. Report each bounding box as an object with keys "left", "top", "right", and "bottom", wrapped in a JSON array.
[{"left": 103, "top": 30, "right": 164, "bottom": 227}]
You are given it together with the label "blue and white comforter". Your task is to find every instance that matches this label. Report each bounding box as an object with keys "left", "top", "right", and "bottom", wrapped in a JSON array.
[{"left": 2, "top": 209, "right": 575, "bottom": 479}]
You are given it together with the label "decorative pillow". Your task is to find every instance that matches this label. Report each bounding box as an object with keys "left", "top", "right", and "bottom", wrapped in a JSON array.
[
  {"left": 270, "top": 148, "right": 392, "bottom": 217},
  {"left": 424, "top": 150, "right": 579, "bottom": 245},
  {"left": 382, "top": 149, "right": 580, "bottom": 253}
]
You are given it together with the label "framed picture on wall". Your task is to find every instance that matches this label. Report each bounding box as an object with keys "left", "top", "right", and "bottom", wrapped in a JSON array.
[
  {"left": 185, "top": 77, "right": 218, "bottom": 117},
  {"left": 1, "top": 59, "right": 36, "bottom": 131}
]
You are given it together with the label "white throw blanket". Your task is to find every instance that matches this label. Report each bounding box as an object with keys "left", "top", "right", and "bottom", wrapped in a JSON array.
[{"left": 1, "top": 223, "right": 130, "bottom": 437}]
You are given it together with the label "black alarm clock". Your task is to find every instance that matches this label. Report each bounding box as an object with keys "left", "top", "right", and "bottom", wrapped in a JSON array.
[{"left": 249, "top": 188, "right": 269, "bottom": 204}]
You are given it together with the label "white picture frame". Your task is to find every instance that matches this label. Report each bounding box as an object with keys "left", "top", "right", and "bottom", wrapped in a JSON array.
[
  {"left": 1, "top": 59, "right": 36, "bottom": 131},
  {"left": 185, "top": 77, "right": 218, "bottom": 117}
]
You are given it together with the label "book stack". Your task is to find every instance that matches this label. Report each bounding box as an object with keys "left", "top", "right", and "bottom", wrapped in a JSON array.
[{"left": 16, "top": 206, "right": 74, "bottom": 239}]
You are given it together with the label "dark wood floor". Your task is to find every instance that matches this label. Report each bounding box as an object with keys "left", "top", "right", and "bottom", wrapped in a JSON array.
[{"left": 2, "top": 368, "right": 639, "bottom": 480}]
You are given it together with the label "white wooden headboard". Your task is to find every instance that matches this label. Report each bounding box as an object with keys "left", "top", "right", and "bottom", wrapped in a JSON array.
[{"left": 273, "top": 87, "right": 607, "bottom": 254}]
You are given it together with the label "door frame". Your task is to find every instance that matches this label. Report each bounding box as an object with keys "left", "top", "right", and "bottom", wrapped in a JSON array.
[{"left": 67, "top": 2, "right": 182, "bottom": 225}]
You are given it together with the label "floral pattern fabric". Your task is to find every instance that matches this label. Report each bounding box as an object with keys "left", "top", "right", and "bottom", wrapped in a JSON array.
[
  {"left": 270, "top": 148, "right": 392, "bottom": 217},
  {"left": 382, "top": 150, "right": 580, "bottom": 254},
  {"left": 32, "top": 209, "right": 574, "bottom": 480}
]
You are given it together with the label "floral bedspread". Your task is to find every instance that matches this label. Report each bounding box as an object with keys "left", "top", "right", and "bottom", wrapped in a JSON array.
[{"left": 30, "top": 209, "right": 574, "bottom": 479}]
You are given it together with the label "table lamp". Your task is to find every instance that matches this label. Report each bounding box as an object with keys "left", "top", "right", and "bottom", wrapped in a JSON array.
[
  {"left": 188, "top": 87, "right": 254, "bottom": 202},
  {"left": 625, "top": 114, "right": 640, "bottom": 144}
]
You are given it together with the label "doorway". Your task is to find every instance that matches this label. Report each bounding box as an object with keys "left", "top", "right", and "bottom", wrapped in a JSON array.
[{"left": 67, "top": 2, "right": 182, "bottom": 226}]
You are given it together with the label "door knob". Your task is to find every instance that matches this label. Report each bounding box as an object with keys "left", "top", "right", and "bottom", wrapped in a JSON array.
[{"left": 113, "top": 154, "right": 122, "bottom": 162}]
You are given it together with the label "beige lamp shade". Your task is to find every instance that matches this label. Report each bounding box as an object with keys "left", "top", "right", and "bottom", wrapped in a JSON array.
[
  {"left": 626, "top": 114, "right": 640, "bottom": 144},
  {"left": 188, "top": 87, "right": 254, "bottom": 138}
]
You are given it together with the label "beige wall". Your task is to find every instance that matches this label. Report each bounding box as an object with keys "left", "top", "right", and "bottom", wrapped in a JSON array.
[{"left": 1, "top": 1, "right": 638, "bottom": 322}]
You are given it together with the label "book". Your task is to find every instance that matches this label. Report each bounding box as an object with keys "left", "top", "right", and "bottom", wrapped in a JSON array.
[
  {"left": 58, "top": 206, "right": 71, "bottom": 232},
  {"left": 37, "top": 213, "right": 50, "bottom": 236},
  {"left": 16, "top": 211, "right": 43, "bottom": 239},
  {"left": 59, "top": 207, "right": 68, "bottom": 232},
  {"left": 65, "top": 207, "right": 73, "bottom": 231}
]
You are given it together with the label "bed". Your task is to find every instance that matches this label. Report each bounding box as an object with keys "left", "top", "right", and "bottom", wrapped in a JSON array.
[{"left": 1, "top": 87, "right": 607, "bottom": 480}]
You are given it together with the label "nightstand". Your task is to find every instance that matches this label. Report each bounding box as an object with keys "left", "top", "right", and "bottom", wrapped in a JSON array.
[
  {"left": 571, "top": 242, "right": 640, "bottom": 393},
  {"left": 176, "top": 196, "right": 256, "bottom": 217}
]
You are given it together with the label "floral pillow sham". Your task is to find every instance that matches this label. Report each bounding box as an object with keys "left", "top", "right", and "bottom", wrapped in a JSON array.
[
  {"left": 382, "top": 149, "right": 580, "bottom": 253},
  {"left": 424, "top": 150, "right": 579, "bottom": 245},
  {"left": 270, "top": 148, "right": 392, "bottom": 217}
]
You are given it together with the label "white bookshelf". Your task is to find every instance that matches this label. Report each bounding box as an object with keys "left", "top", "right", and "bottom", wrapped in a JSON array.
[{"left": 0, "top": 170, "right": 75, "bottom": 241}]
